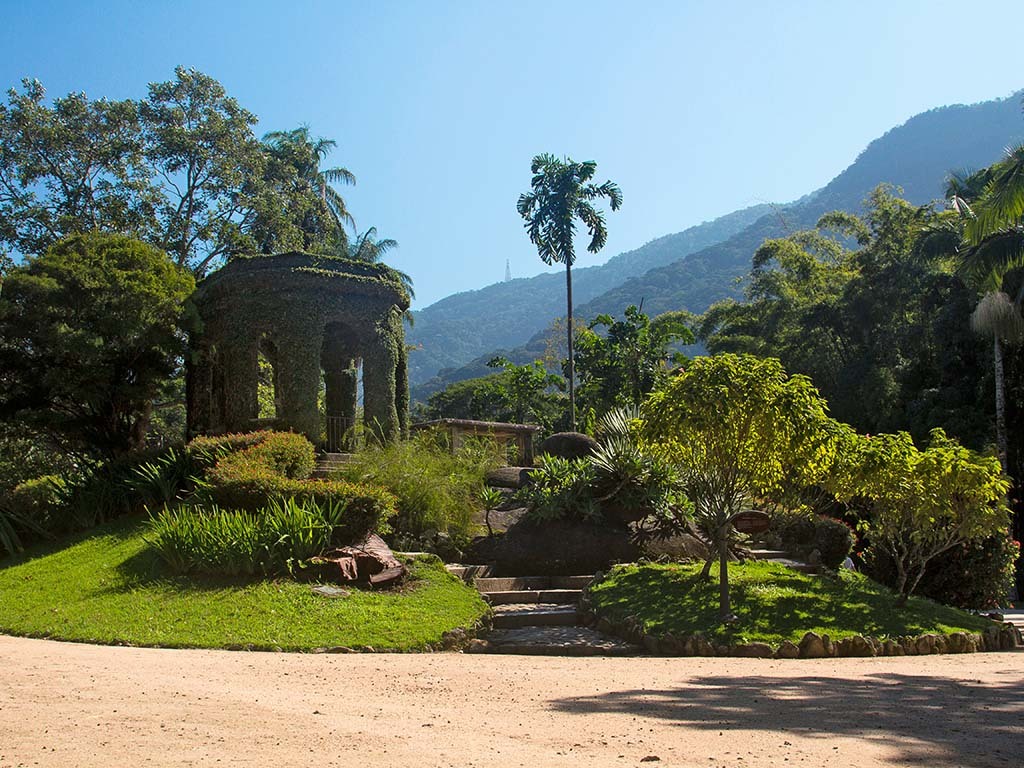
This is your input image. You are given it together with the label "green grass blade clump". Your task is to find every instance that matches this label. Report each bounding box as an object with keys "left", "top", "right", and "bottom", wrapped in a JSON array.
[{"left": 146, "top": 497, "right": 344, "bottom": 577}]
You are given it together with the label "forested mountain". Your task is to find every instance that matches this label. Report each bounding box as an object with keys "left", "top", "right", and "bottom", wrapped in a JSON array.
[
  {"left": 411, "top": 91, "right": 1024, "bottom": 402},
  {"left": 407, "top": 203, "right": 772, "bottom": 384}
]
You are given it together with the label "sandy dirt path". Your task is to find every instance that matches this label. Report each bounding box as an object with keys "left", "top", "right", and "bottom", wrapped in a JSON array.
[{"left": 1, "top": 635, "right": 1021, "bottom": 768}]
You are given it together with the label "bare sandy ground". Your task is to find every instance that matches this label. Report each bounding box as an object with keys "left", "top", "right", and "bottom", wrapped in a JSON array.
[{"left": 1, "top": 635, "right": 1021, "bottom": 768}]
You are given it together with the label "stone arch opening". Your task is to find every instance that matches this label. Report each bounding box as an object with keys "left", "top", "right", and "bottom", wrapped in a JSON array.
[
  {"left": 257, "top": 334, "right": 281, "bottom": 420},
  {"left": 321, "top": 320, "right": 360, "bottom": 451}
]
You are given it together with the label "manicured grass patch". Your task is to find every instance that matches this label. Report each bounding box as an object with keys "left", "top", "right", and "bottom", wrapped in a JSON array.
[
  {"left": 588, "top": 561, "right": 993, "bottom": 646},
  {"left": 0, "top": 516, "right": 487, "bottom": 651}
]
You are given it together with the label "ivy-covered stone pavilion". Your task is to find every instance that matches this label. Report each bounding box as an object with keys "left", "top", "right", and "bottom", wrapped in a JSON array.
[{"left": 185, "top": 253, "right": 409, "bottom": 448}]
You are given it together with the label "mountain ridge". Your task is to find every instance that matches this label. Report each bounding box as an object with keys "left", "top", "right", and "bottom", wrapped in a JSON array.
[{"left": 409, "top": 91, "right": 1024, "bottom": 402}]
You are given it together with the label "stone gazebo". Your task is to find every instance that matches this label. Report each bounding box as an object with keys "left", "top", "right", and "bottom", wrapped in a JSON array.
[{"left": 186, "top": 253, "right": 410, "bottom": 447}]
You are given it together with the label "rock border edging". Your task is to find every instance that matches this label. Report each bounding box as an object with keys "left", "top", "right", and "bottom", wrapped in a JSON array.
[{"left": 577, "top": 594, "right": 1022, "bottom": 659}]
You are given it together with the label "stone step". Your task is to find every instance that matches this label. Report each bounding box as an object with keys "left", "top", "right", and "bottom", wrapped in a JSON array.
[
  {"left": 320, "top": 453, "right": 354, "bottom": 462},
  {"left": 311, "top": 469, "right": 344, "bottom": 479},
  {"left": 748, "top": 548, "right": 789, "bottom": 559},
  {"left": 469, "top": 626, "right": 644, "bottom": 656},
  {"left": 446, "top": 563, "right": 495, "bottom": 580},
  {"left": 484, "top": 589, "right": 582, "bottom": 605},
  {"left": 766, "top": 557, "right": 820, "bottom": 574},
  {"left": 492, "top": 604, "right": 578, "bottom": 629},
  {"left": 474, "top": 575, "right": 593, "bottom": 592}
]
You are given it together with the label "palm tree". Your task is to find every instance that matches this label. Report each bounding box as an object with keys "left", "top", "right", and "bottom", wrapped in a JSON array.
[
  {"left": 347, "top": 227, "right": 415, "bottom": 326},
  {"left": 942, "top": 155, "right": 1024, "bottom": 468},
  {"left": 516, "top": 154, "right": 622, "bottom": 429},
  {"left": 263, "top": 125, "right": 356, "bottom": 249}
]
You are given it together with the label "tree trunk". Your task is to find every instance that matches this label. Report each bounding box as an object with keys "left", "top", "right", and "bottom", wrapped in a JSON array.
[
  {"left": 994, "top": 335, "right": 1008, "bottom": 471},
  {"left": 718, "top": 529, "right": 732, "bottom": 621},
  {"left": 566, "top": 261, "right": 575, "bottom": 431}
]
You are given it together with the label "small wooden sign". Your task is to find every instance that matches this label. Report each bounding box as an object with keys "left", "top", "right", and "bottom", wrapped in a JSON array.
[{"left": 731, "top": 510, "right": 771, "bottom": 534}]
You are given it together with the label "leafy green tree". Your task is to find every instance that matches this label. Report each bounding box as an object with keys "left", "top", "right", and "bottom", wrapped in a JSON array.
[
  {"left": 642, "top": 354, "right": 842, "bottom": 620},
  {"left": 830, "top": 429, "right": 1010, "bottom": 604},
  {"left": 0, "top": 233, "right": 194, "bottom": 457},
  {"left": 421, "top": 358, "right": 565, "bottom": 431},
  {"left": 0, "top": 69, "right": 338, "bottom": 274},
  {"left": 575, "top": 305, "right": 693, "bottom": 418},
  {"left": 142, "top": 67, "right": 304, "bottom": 274},
  {"left": 700, "top": 186, "right": 987, "bottom": 446},
  {"left": 0, "top": 79, "right": 155, "bottom": 256},
  {"left": 517, "top": 154, "right": 622, "bottom": 429},
  {"left": 485, "top": 356, "right": 565, "bottom": 425},
  {"left": 262, "top": 124, "right": 356, "bottom": 253}
]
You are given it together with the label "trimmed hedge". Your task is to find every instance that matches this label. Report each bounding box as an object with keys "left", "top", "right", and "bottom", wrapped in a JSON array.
[{"left": 193, "top": 431, "right": 397, "bottom": 542}]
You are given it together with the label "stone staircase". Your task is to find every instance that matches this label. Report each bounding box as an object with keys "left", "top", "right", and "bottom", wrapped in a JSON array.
[
  {"left": 748, "top": 547, "right": 820, "bottom": 574},
  {"left": 451, "top": 569, "right": 643, "bottom": 656},
  {"left": 312, "top": 452, "right": 354, "bottom": 479}
]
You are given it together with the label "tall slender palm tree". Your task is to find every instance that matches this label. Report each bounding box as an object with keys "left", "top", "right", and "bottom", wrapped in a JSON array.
[
  {"left": 517, "top": 154, "right": 622, "bottom": 429},
  {"left": 263, "top": 125, "right": 356, "bottom": 249}
]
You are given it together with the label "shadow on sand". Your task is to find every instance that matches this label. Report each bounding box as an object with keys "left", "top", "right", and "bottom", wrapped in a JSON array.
[{"left": 549, "top": 668, "right": 1024, "bottom": 766}]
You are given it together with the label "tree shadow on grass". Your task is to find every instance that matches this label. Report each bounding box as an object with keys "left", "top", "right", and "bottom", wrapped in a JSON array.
[
  {"left": 548, "top": 670, "right": 1024, "bottom": 766},
  {"left": 590, "top": 564, "right": 991, "bottom": 640},
  {"left": 110, "top": 546, "right": 272, "bottom": 594},
  {"left": 0, "top": 514, "right": 144, "bottom": 574}
]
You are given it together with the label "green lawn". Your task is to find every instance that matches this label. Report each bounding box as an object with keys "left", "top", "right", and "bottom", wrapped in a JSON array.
[
  {"left": 588, "top": 561, "right": 994, "bottom": 646},
  {"left": 0, "top": 516, "right": 488, "bottom": 651}
]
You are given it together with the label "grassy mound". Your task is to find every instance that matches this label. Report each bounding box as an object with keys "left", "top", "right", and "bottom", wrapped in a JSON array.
[
  {"left": 588, "top": 561, "right": 993, "bottom": 646},
  {"left": 0, "top": 516, "right": 487, "bottom": 651}
]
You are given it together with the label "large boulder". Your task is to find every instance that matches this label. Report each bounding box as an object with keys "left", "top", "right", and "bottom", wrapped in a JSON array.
[
  {"left": 643, "top": 533, "right": 711, "bottom": 561},
  {"left": 539, "top": 432, "right": 599, "bottom": 461},
  {"left": 485, "top": 466, "right": 534, "bottom": 489},
  {"left": 490, "top": 518, "right": 640, "bottom": 576}
]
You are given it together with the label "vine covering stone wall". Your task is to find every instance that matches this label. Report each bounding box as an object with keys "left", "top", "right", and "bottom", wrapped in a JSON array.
[{"left": 186, "top": 253, "right": 409, "bottom": 445}]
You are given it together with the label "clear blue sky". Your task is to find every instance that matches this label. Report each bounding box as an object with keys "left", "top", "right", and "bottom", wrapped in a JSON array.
[{"left": 1, "top": 0, "right": 1022, "bottom": 307}]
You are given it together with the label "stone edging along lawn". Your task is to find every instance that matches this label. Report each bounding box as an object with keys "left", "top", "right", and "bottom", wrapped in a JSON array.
[{"left": 577, "top": 597, "right": 1023, "bottom": 660}]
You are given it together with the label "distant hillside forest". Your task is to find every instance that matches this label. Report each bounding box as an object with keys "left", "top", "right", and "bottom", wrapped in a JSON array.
[{"left": 410, "top": 91, "right": 1024, "bottom": 401}]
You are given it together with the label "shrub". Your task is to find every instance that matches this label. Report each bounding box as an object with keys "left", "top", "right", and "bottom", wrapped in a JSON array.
[
  {"left": 865, "top": 535, "right": 1019, "bottom": 609},
  {"left": 197, "top": 431, "right": 395, "bottom": 542},
  {"left": 516, "top": 455, "right": 599, "bottom": 524},
  {"left": 814, "top": 517, "right": 855, "bottom": 570},
  {"left": 146, "top": 497, "right": 349, "bottom": 577},
  {"left": 518, "top": 409, "right": 689, "bottom": 530},
  {"left": 336, "top": 431, "right": 503, "bottom": 541},
  {"left": 6, "top": 475, "right": 68, "bottom": 533},
  {"left": 0, "top": 476, "right": 67, "bottom": 555},
  {"left": 776, "top": 513, "right": 817, "bottom": 550},
  {"left": 831, "top": 428, "right": 1010, "bottom": 603}
]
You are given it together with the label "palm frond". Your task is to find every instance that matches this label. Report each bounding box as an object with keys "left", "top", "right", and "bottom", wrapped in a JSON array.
[
  {"left": 968, "top": 144, "right": 1024, "bottom": 239},
  {"left": 957, "top": 227, "right": 1024, "bottom": 292},
  {"left": 971, "top": 290, "right": 1024, "bottom": 344},
  {"left": 321, "top": 166, "right": 356, "bottom": 186}
]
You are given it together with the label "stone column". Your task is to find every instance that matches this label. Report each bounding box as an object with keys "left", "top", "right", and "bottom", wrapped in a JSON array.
[
  {"left": 218, "top": 324, "right": 260, "bottom": 433},
  {"left": 274, "top": 322, "right": 324, "bottom": 444},
  {"left": 395, "top": 349, "right": 410, "bottom": 438},
  {"left": 362, "top": 324, "right": 400, "bottom": 443},
  {"left": 185, "top": 335, "right": 214, "bottom": 439}
]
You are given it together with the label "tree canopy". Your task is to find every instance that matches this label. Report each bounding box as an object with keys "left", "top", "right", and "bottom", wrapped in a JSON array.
[
  {"left": 0, "top": 233, "right": 194, "bottom": 457},
  {"left": 0, "top": 68, "right": 358, "bottom": 275},
  {"left": 642, "top": 353, "right": 843, "bottom": 618}
]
